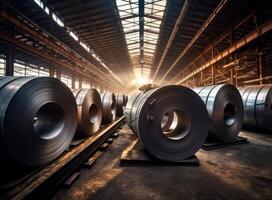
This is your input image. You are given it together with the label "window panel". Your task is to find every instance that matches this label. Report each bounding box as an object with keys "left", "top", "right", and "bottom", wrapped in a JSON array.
[
  {"left": 0, "top": 55, "right": 6, "bottom": 76},
  {"left": 82, "top": 80, "right": 90, "bottom": 89},
  {"left": 74, "top": 79, "right": 80, "bottom": 89},
  {"left": 61, "top": 72, "right": 72, "bottom": 88}
]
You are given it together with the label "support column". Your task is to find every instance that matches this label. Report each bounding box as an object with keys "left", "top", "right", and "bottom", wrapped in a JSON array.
[
  {"left": 211, "top": 48, "right": 215, "bottom": 85},
  {"left": 72, "top": 74, "right": 75, "bottom": 89},
  {"left": 49, "top": 65, "right": 55, "bottom": 77},
  {"left": 5, "top": 44, "right": 15, "bottom": 76},
  {"left": 55, "top": 67, "right": 61, "bottom": 79},
  {"left": 79, "top": 77, "right": 82, "bottom": 89},
  {"left": 235, "top": 69, "right": 238, "bottom": 87},
  {"left": 200, "top": 71, "right": 204, "bottom": 86},
  {"left": 258, "top": 52, "right": 264, "bottom": 85},
  {"left": 230, "top": 68, "right": 234, "bottom": 85}
]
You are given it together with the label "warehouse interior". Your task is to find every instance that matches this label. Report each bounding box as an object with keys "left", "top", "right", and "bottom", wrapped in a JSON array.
[{"left": 0, "top": 0, "right": 271, "bottom": 199}]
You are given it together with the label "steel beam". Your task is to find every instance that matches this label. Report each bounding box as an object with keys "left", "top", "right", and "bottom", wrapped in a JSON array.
[
  {"left": 0, "top": 32, "right": 117, "bottom": 91},
  {"left": 152, "top": 0, "right": 189, "bottom": 81},
  {"left": 172, "top": 12, "right": 255, "bottom": 83},
  {"left": 0, "top": 9, "right": 123, "bottom": 90},
  {"left": 176, "top": 19, "right": 272, "bottom": 84},
  {"left": 159, "top": 0, "right": 229, "bottom": 84}
]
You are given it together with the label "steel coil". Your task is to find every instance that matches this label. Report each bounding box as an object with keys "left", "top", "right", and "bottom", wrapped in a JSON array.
[
  {"left": 72, "top": 89, "right": 102, "bottom": 137},
  {"left": 0, "top": 76, "right": 77, "bottom": 167},
  {"left": 116, "top": 93, "right": 126, "bottom": 116},
  {"left": 126, "top": 85, "right": 209, "bottom": 161},
  {"left": 239, "top": 84, "right": 272, "bottom": 132},
  {"left": 100, "top": 92, "right": 117, "bottom": 124},
  {"left": 125, "top": 91, "right": 144, "bottom": 133},
  {"left": 193, "top": 84, "right": 244, "bottom": 142}
]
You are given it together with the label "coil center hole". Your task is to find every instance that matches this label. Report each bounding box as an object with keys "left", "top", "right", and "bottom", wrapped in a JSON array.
[
  {"left": 223, "top": 103, "right": 236, "bottom": 126},
  {"left": 34, "top": 102, "right": 64, "bottom": 139},
  {"left": 89, "top": 104, "right": 98, "bottom": 124},
  {"left": 161, "top": 110, "right": 191, "bottom": 140}
]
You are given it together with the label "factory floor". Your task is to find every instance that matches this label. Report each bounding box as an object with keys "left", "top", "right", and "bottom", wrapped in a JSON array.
[{"left": 53, "top": 125, "right": 272, "bottom": 200}]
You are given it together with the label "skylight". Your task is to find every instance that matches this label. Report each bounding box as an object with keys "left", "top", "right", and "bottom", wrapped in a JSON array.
[
  {"left": 69, "top": 31, "right": 78, "bottom": 41},
  {"left": 116, "top": 0, "right": 166, "bottom": 85}
]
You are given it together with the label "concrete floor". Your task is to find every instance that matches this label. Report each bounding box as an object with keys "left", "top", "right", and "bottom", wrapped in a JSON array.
[{"left": 53, "top": 126, "right": 272, "bottom": 200}]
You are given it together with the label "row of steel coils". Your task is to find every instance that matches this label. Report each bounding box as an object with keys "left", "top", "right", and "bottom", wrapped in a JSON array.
[
  {"left": 0, "top": 77, "right": 127, "bottom": 167},
  {"left": 125, "top": 84, "right": 272, "bottom": 162}
]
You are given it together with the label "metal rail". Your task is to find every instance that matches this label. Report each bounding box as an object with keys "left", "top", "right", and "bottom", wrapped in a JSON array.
[{"left": 0, "top": 116, "right": 125, "bottom": 200}]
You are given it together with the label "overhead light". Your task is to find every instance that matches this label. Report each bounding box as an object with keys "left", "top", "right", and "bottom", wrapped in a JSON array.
[{"left": 132, "top": 76, "right": 152, "bottom": 86}]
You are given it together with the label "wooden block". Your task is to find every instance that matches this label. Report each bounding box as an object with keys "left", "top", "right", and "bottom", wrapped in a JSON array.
[
  {"left": 111, "top": 132, "right": 119, "bottom": 138},
  {"left": 106, "top": 138, "right": 114, "bottom": 144},
  {"left": 83, "top": 157, "right": 96, "bottom": 169},
  {"left": 63, "top": 172, "right": 80, "bottom": 188},
  {"left": 99, "top": 143, "right": 109, "bottom": 151}
]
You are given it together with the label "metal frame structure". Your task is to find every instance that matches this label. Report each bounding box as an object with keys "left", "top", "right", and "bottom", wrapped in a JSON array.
[{"left": 0, "top": 0, "right": 271, "bottom": 92}]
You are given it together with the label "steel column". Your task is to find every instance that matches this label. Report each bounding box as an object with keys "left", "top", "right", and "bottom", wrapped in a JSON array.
[{"left": 5, "top": 44, "right": 14, "bottom": 76}]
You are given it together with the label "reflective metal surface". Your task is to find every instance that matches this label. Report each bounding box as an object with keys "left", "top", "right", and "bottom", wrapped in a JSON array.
[
  {"left": 125, "top": 91, "right": 145, "bottom": 133},
  {"left": 116, "top": 93, "right": 126, "bottom": 116},
  {"left": 0, "top": 77, "right": 77, "bottom": 167},
  {"left": 239, "top": 84, "right": 272, "bottom": 133},
  {"left": 73, "top": 89, "right": 102, "bottom": 137},
  {"left": 126, "top": 85, "right": 209, "bottom": 161},
  {"left": 100, "top": 92, "right": 117, "bottom": 124},
  {"left": 194, "top": 84, "right": 244, "bottom": 142}
]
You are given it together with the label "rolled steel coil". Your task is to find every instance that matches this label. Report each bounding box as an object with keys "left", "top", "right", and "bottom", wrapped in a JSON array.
[
  {"left": 193, "top": 84, "right": 244, "bottom": 142},
  {"left": 72, "top": 89, "right": 102, "bottom": 137},
  {"left": 0, "top": 76, "right": 77, "bottom": 167},
  {"left": 116, "top": 93, "right": 126, "bottom": 116},
  {"left": 239, "top": 84, "right": 272, "bottom": 133},
  {"left": 125, "top": 91, "right": 145, "bottom": 133},
  {"left": 126, "top": 91, "right": 175, "bottom": 133},
  {"left": 126, "top": 85, "right": 209, "bottom": 161},
  {"left": 100, "top": 92, "right": 117, "bottom": 124}
]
